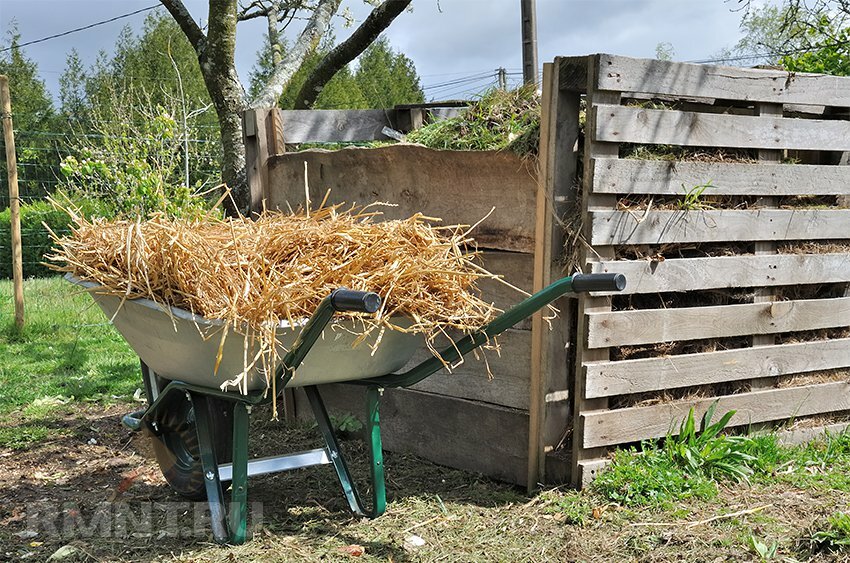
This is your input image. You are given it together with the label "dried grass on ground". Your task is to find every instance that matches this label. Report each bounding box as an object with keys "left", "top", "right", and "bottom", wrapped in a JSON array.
[{"left": 48, "top": 202, "right": 503, "bottom": 391}]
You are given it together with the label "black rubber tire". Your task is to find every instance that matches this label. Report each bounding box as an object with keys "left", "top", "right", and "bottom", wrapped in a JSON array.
[{"left": 147, "top": 392, "right": 233, "bottom": 500}]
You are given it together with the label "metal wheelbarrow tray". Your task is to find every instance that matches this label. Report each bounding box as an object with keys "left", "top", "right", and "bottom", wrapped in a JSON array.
[{"left": 70, "top": 272, "right": 625, "bottom": 545}]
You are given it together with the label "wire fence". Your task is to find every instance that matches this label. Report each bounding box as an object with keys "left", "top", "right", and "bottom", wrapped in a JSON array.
[{"left": 0, "top": 124, "right": 223, "bottom": 280}]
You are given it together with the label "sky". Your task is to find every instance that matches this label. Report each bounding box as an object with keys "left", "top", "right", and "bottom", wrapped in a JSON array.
[{"left": 0, "top": 0, "right": 756, "bottom": 103}]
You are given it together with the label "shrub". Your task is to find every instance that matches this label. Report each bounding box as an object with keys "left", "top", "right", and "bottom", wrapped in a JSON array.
[
  {"left": 57, "top": 87, "right": 217, "bottom": 219},
  {"left": 0, "top": 198, "right": 110, "bottom": 279}
]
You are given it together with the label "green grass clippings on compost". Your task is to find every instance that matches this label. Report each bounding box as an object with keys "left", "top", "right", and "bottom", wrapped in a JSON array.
[{"left": 406, "top": 85, "right": 541, "bottom": 158}]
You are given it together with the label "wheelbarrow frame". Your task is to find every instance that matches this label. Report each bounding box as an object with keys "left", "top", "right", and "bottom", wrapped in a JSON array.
[{"left": 121, "top": 273, "right": 625, "bottom": 544}]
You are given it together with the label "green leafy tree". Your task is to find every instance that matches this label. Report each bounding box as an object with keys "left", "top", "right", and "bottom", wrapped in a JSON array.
[
  {"left": 0, "top": 25, "right": 56, "bottom": 207},
  {"left": 251, "top": 33, "right": 368, "bottom": 109},
  {"left": 780, "top": 15, "right": 850, "bottom": 74},
  {"left": 354, "top": 37, "right": 424, "bottom": 108},
  {"left": 58, "top": 49, "right": 88, "bottom": 125},
  {"left": 64, "top": 14, "right": 221, "bottom": 199},
  {"left": 655, "top": 42, "right": 675, "bottom": 61},
  {"left": 731, "top": 1, "right": 850, "bottom": 74},
  {"left": 160, "top": 0, "right": 413, "bottom": 214}
]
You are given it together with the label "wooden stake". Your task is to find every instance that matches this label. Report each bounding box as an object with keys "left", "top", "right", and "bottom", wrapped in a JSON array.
[{"left": 0, "top": 75, "right": 23, "bottom": 329}]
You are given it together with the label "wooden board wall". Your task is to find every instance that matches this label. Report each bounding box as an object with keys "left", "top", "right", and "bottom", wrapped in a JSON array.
[
  {"left": 255, "top": 140, "right": 556, "bottom": 486},
  {"left": 266, "top": 145, "right": 538, "bottom": 253},
  {"left": 555, "top": 54, "right": 850, "bottom": 486}
]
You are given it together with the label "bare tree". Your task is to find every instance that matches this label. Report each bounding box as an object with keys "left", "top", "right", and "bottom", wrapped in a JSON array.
[{"left": 160, "top": 0, "right": 411, "bottom": 215}]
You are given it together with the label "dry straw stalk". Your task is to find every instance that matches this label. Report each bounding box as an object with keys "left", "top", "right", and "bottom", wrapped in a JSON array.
[{"left": 49, "top": 202, "right": 505, "bottom": 392}]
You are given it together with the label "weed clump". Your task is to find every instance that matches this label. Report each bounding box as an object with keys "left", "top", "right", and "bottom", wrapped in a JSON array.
[
  {"left": 594, "top": 403, "right": 757, "bottom": 506},
  {"left": 406, "top": 85, "right": 540, "bottom": 158},
  {"left": 809, "top": 512, "right": 850, "bottom": 553}
]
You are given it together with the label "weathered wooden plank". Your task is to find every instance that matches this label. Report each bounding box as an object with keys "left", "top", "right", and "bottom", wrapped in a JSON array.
[
  {"left": 530, "top": 61, "right": 580, "bottom": 488},
  {"left": 267, "top": 145, "right": 538, "bottom": 253},
  {"left": 593, "top": 105, "right": 850, "bottom": 151},
  {"left": 477, "top": 251, "right": 534, "bottom": 329},
  {"left": 590, "top": 159, "right": 850, "bottom": 196},
  {"left": 557, "top": 56, "right": 590, "bottom": 92},
  {"left": 296, "top": 385, "right": 529, "bottom": 485},
  {"left": 589, "top": 209, "right": 850, "bottom": 246},
  {"left": 593, "top": 53, "right": 850, "bottom": 106},
  {"left": 243, "top": 108, "right": 273, "bottom": 215},
  {"left": 582, "top": 381, "right": 850, "bottom": 448},
  {"left": 407, "top": 329, "right": 531, "bottom": 410},
  {"left": 279, "top": 109, "right": 397, "bottom": 143},
  {"left": 751, "top": 102, "right": 783, "bottom": 390},
  {"left": 587, "top": 297, "right": 850, "bottom": 348},
  {"left": 576, "top": 458, "right": 611, "bottom": 487},
  {"left": 585, "top": 337, "right": 850, "bottom": 398},
  {"left": 590, "top": 253, "right": 850, "bottom": 296}
]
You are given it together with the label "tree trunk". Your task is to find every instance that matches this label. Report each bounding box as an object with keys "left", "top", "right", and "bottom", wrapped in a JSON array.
[
  {"left": 216, "top": 107, "right": 248, "bottom": 216},
  {"left": 162, "top": 0, "right": 408, "bottom": 214}
]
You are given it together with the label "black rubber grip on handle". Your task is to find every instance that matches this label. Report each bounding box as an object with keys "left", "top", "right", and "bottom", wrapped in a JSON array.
[
  {"left": 330, "top": 288, "right": 382, "bottom": 313},
  {"left": 571, "top": 273, "right": 627, "bottom": 293}
]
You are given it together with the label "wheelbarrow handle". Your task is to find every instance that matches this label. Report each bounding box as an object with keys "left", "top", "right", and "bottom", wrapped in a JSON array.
[
  {"left": 331, "top": 288, "right": 382, "bottom": 313},
  {"left": 571, "top": 273, "right": 627, "bottom": 293}
]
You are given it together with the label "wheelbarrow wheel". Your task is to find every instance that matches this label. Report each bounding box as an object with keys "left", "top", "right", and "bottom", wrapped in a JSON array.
[{"left": 147, "top": 393, "right": 233, "bottom": 500}]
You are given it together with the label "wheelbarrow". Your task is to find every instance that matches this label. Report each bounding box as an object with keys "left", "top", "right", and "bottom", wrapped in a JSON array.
[{"left": 69, "top": 272, "right": 625, "bottom": 544}]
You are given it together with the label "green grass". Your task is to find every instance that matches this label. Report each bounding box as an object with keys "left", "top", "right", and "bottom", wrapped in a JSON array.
[
  {"left": 810, "top": 511, "right": 850, "bottom": 553},
  {"left": 0, "top": 277, "right": 138, "bottom": 445},
  {"left": 594, "top": 404, "right": 757, "bottom": 507}
]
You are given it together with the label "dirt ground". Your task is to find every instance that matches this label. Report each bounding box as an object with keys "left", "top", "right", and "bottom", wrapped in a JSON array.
[{"left": 1, "top": 404, "right": 848, "bottom": 562}]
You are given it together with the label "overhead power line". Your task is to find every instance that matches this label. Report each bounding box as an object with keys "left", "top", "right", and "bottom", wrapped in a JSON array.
[
  {"left": 689, "top": 39, "right": 850, "bottom": 65},
  {"left": 0, "top": 4, "right": 161, "bottom": 53}
]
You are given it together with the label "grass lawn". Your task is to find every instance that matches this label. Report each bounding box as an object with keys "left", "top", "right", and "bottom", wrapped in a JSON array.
[
  {"left": 1, "top": 278, "right": 849, "bottom": 561},
  {"left": 0, "top": 277, "right": 139, "bottom": 448}
]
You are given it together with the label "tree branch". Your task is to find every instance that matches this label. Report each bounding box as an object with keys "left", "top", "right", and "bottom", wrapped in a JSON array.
[
  {"left": 250, "top": 0, "right": 341, "bottom": 108},
  {"left": 160, "top": 0, "right": 206, "bottom": 51},
  {"left": 293, "top": 0, "right": 412, "bottom": 109}
]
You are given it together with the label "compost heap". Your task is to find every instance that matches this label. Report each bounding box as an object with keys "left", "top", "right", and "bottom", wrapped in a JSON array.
[{"left": 49, "top": 204, "right": 502, "bottom": 396}]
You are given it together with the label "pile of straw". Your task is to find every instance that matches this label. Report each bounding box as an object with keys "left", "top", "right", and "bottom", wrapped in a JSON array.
[{"left": 49, "top": 202, "right": 503, "bottom": 390}]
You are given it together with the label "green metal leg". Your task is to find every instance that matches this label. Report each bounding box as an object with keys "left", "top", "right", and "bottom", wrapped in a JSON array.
[
  {"left": 366, "top": 386, "right": 386, "bottom": 517},
  {"left": 228, "top": 402, "right": 250, "bottom": 544},
  {"left": 305, "top": 385, "right": 386, "bottom": 518},
  {"left": 191, "top": 393, "right": 229, "bottom": 544}
]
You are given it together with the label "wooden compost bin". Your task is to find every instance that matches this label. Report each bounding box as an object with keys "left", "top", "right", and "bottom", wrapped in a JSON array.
[
  {"left": 242, "top": 107, "right": 572, "bottom": 488},
  {"left": 550, "top": 54, "right": 850, "bottom": 486}
]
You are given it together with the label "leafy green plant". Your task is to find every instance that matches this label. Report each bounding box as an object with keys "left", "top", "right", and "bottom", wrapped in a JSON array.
[
  {"left": 58, "top": 85, "right": 216, "bottom": 219},
  {"left": 322, "top": 413, "right": 363, "bottom": 437},
  {"left": 678, "top": 181, "right": 714, "bottom": 210},
  {"left": 0, "top": 198, "right": 110, "bottom": 279},
  {"left": 749, "top": 535, "right": 778, "bottom": 560},
  {"left": 594, "top": 402, "right": 757, "bottom": 506},
  {"left": 810, "top": 512, "right": 850, "bottom": 552},
  {"left": 666, "top": 402, "right": 755, "bottom": 483},
  {"left": 540, "top": 490, "right": 592, "bottom": 526}
]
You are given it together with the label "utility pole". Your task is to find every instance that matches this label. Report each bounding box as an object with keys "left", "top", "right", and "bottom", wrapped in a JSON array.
[
  {"left": 520, "top": 0, "right": 538, "bottom": 85},
  {"left": 497, "top": 67, "right": 507, "bottom": 90}
]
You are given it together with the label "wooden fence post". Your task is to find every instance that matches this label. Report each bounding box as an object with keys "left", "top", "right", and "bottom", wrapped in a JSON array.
[
  {"left": 529, "top": 60, "right": 581, "bottom": 490},
  {"left": 242, "top": 108, "right": 273, "bottom": 216},
  {"left": 0, "top": 75, "right": 23, "bottom": 330}
]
